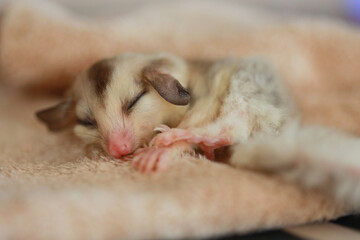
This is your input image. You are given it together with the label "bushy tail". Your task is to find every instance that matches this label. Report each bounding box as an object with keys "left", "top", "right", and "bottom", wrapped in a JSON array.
[{"left": 230, "top": 122, "right": 360, "bottom": 210}]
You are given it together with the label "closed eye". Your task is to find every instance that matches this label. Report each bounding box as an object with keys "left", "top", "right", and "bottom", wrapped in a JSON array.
[
  {"left": 127, "top": 90, "right": 147, "bottom": 111},
  {"left": 77, "top": 117, "right": 97, "bottom": 128}
]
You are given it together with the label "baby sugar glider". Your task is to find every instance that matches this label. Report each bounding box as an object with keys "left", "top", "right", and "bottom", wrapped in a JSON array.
[
  {"left": 36, "top": 52, "right": 292, "bottom": 162},
  {"left": 36, "top": 52, "right": 360, "bottom": 209}
]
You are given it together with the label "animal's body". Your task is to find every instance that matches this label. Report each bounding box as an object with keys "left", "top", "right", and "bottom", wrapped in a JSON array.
[{"left": 36, "top": 52, "right": 360, "bottom": 209}]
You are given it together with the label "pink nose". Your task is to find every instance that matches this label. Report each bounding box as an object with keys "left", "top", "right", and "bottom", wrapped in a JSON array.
[{"left": 107, "top": 132, "right": 134, "bottom": 158}]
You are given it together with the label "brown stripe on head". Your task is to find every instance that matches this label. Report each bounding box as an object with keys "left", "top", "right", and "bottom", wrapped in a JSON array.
[{"left": 88, "top": 59, "right": 114, "bottom": 97}]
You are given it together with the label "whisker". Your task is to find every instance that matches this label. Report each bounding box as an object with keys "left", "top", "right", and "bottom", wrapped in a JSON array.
[
  {"left": 78, "top": 132, "right": 104, "bottom": 141},
  {"left": 122, "top": 112, "right": 125, "bottom": 129}
]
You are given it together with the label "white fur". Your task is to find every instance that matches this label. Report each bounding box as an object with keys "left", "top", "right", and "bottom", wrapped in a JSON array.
[
  {"left": 175, "top": 57, "right": 360, "bottom": 210},
  {"left": 230, "top": 121, "right": 360, "bottom": 210}
]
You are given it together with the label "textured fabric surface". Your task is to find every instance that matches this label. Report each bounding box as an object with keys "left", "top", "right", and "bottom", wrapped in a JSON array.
[
  {"left": 0, "top": 1, "right": 359, "bottom": 239},
  {"left": 217, "top": 215, "right": 360, "bottom": 240},
  {"left": 230, "top": 215, "right": 360, "bottom": 240}
]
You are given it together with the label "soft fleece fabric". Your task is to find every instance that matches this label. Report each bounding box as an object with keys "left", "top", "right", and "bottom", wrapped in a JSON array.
[{"left": 0, "top": 1, "right": 359, "bottom": 239}]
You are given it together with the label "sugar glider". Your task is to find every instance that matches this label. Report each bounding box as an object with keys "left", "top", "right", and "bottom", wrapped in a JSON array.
[{"left": 36, "top": 52, "right": 360, "bottom": 209}]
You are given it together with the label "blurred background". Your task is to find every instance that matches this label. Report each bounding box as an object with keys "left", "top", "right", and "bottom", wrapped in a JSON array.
[{"left": 0, "top": 0, "right": 359, "bottom": 24}]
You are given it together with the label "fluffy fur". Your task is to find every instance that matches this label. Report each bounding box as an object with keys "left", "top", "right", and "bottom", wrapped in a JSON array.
[
  {"left": 0, "top": 1, "right": 360, "bottom": 239},
  {"left": 230, "top": 122, "right": 360, "bottom": 210}
]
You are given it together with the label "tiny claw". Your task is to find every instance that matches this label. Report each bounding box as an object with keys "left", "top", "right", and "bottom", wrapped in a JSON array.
[{"left": 154, "top": 124, "right": 171, "bottom": 133}]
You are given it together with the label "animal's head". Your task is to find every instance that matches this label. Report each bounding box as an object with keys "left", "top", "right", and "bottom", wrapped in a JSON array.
[{"left": 36, "top": 52, "right": 190, "bottom": 158}]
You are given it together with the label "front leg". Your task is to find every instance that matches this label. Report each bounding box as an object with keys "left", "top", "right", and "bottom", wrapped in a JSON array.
[
  {"left": 132, "top": 124, "right": 233, "bottom": 173},
  {"left": 150, "top": 125, "right": 233, "bottom": 160}
]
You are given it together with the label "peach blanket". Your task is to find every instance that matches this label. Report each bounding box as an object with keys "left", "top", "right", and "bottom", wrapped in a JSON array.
[{"left": 0, "top": 1, "right": 359, "bottom": 239}]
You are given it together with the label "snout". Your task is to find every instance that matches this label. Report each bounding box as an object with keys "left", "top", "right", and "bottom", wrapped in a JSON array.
[{"left": 107, "top": 131, "right": 135, "bottom": 158}]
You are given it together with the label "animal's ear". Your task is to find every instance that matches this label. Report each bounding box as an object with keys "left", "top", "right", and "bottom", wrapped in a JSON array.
[
  {"left": 142, "top": 61, "right": 190, "bottom": 105},
  {"left": 35, "top": 100, "right": 76, "bottom": 131}
]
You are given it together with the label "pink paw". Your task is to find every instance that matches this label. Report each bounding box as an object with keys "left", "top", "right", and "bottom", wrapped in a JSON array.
[
  {"left": 151, "top": 124, "right": 232, "bottom": 160},
  {"left": 132, "top": 147, "right": 172, "bottom": 173}
]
